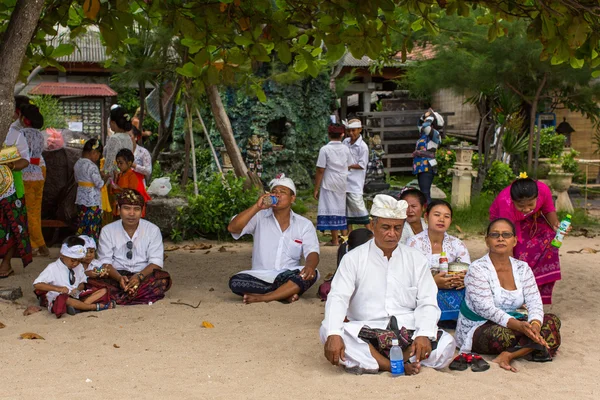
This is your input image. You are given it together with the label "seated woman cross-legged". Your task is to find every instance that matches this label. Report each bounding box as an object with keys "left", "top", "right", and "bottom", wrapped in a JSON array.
[
  {"left": 454, "top": 218, "right": 561, "bottom": 373},
  {"left": 406, "top": 200, "right": 470, "bottom": 324}
]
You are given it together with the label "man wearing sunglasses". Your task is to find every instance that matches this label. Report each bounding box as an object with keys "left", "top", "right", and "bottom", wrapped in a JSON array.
[
  {"left": 227, "top": 173, "right": 320, "bottom": 304},
  {"left": 92, "top": 189, "right": 171, "bottom": 305}
]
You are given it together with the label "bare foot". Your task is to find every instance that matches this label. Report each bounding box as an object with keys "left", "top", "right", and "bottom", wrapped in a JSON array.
[
  {"left": 493, "top": 352, "right": 518, "bottom": 372},
  {"left": 243, "top": 294, "right": 267, "bottom": 304},
  {"left": 404, "top": 361, "right": 421, "bottom": 375},
  {"left": 37, "top": 246, "right": 50, "bottom": 257},
  {"left": 286, "top": 294, "right": 299, "bottom": 303}
]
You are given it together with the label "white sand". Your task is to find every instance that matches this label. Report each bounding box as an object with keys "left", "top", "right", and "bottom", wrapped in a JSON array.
[{"left": 1, "top": 237, "right": 599, "bottom": 399}]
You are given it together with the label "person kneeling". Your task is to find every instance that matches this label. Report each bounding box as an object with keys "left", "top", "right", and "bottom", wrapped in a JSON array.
[
  {"left": 33, "top": 236, "right": 114, "bottom": 318},
  {"left": 88, "top": 189, "right": 171, "bottom": 305},
  {"left": 320, "top": 195, "right": 455, "bottom": 375},
  {"left": 227, "top": 174, "right": 320, "bottom": 304}
]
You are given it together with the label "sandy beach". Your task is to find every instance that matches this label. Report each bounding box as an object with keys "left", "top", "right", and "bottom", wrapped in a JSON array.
[{"left": 1, "top": 236, "right": 599, "bottom": 400}]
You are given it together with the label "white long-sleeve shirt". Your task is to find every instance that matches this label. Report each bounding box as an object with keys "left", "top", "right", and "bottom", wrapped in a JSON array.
[
  {"left": 342, "top": 136, "right": 369, "bottom": 194},
  {"left": 133, "top": 145, "right": 152, "bottom": 182},
  {"left": 98, "top": 219, "right": 164, "bottom": 273},
  {"left": 455, "top": 254, "right": 545, "bottom": 352},
  {"left": 323, "top": 239, "right": 440, "bottom": 340},
  {"left": 33, "top": 258, "right": 87, "bottom": 311}
]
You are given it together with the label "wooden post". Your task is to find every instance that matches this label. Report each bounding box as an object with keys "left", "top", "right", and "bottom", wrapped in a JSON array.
[
  {"left": 184, "top": 104, "right": 199, "bottom": 196},
  {"left": 194, "top": 107, "right": 223, "bottom": 176},
  {"left": 534, "top": 118, "right": 541, "bottom": 177}
]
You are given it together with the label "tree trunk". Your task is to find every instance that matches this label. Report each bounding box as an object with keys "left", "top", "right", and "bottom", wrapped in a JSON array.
[
  {"left": 527, "top": 73, "right": 547, "bottom": 172},
  {"left": 151, "top": 80, "right": 181, "bottom": 161},
  {"left": 206, "top": 84, "right": 263, "bottom": 190},
  {"left": 0, "top": 0, "right": 45, "bottom": 144}
]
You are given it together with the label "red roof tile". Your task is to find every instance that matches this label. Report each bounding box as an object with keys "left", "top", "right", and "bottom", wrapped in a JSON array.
[
  {"left": 29, "top": 82, "right": 117, "bottom": 97},
  {"left": 394, "top": 44, "right": 437, "bottom": 61}
]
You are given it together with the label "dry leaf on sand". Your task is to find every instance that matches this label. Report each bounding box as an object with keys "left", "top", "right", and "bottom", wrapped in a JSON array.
[
  {"left": 202, "top": 321, "right": 215, "bottom": 328},
  {"left": 218, "top": 246, "right": 227, "bottom": 252},
  {"left": 0, "top": 322, "right": 5, "bottom": 329},
  {"left": 23, "top": 305, "right": 42, "bottom": 316},
  {"left": 164, "top": 245, "right": 180, "bottom": 252},
  {"left": 113, "top": 343, "right": 120, "bottom": 348},
  {"left": 20, "top": 332, "right": 44, "bottom": 340}
]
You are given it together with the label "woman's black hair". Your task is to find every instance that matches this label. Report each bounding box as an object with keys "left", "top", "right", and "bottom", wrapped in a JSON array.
[
  {"left": 19, "top": 104, "right": 44, "bottom": 129},
  {"left": 426, "top": 199, "right": 453, "bottom": 218},
  {"left": 486, "top": 218, "right": 516, "bottom": 236},
  {"left": 336, "top": 228, "right": 373, "bottom": 267},
  {"left": 63, "top": 235, "right": 85, "bottom": 247},
  {"left": 14, "top": 95, "right": 31, "bottom": 112},
  {"left": 116, "top": 148, "right": 134, "bottom": 163},
  {"left": 82, "top": 138, "right": 103, "bottom": 155},
  {"left": 110, "top": 106, "right": 133, "bottom": 132},
  {"left": 399, "top": 188, "right": 427, "bottom": 206},
  {"left": 510, "top": 177, "right": 538, "bottom": 201}
]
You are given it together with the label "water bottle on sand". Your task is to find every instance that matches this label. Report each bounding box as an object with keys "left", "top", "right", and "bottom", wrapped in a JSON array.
[
  {"left": 551, "top": 214, "right": 572, "bottom": 248},
  {"left": 262, "top": 195, "right": 278, "bottom": 207},
  {"left": 390, "top": 339, "right": 405, "bottom": 377}
]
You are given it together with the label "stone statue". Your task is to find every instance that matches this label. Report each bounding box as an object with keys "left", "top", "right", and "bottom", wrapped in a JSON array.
[
  {"left": 246, "top": 134, "right": 264, "bottom": 177},
  {"left": 367, "top": 134, "right": 385, "bottom": 180}
]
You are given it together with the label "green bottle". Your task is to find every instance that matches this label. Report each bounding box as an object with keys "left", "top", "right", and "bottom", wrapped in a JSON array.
[{"left": 551, "top": 214, "right": 572, "bottom": 248}]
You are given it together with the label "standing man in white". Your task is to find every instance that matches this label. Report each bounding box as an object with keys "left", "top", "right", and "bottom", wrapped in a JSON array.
[
  {"left": 342, "top": 119, "right": 370, "bottom": 232},
  {"left": 320, "top": 194, "right": 455, "bottom": 375}
]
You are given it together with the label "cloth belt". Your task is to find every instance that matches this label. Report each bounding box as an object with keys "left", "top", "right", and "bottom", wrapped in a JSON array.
[
  {"left": 30, "top": 158, "right": 40, "bottom": 165},
  {"left": 78, "top": 181, "right": 95, "bottom": 187},
  {"left": 459, "top": 299, "right": 526, "bottom": 322}
]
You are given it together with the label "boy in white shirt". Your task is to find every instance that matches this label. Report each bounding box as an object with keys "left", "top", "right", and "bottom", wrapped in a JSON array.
[
  {"left": 314, "top": 124, "right": 353, "bottom": 246},
  {"left": 79, "top": 235, "right": 109, "bottom": 279},
  {"left": 33, "top": 236, "right": 115, "bottom": 318}
]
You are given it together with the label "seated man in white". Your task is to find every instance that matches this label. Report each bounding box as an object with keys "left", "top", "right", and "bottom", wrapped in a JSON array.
[
  {"left": 89, "top": 189, "right": 171, "bottom": 305},
  {"left": 227, "top": 173, "right": 320, "bottom": 304},
  {"left": 320, "top": 194, "right": 455, "bottom": 375}
]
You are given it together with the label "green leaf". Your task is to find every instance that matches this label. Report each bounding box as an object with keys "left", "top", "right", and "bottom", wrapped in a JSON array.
[
  {"left": 234, "top": 35, "right": 254, "bottom": 46},
  {"left": 567, "top": 17, "right": 590, "bottom": 48},
  {"left": 256, "top": 87, "right": 267, "bottom": 102},
  {"left": 206, "top": 65, "right": 220, "bottom": 84},
  {"left": 311, "top": 47, "right": 322, "bottom": 57},
  {"left": 569, "top": 57, "right": 584, "bottom": 69},
  {"left": 176, "top": 62, "right": 200, "bottom": 78},
  {"left": 194, "top": 48, "right": 210, "bottom": 66},
  {"left": 298, "top": 34, "right": 309, "bottom": 46},
  {"left": 51, "top": 43, "right": 74, "bottom": 58},
  {"left": 294, "top": 57, "right": 307, "bottom": 73},
  {"left": 181, "top": 38, "right": 202, "bottom": 54},
  {"left": 592, "top": 70, "right": 600, "bottom": 78},
  {"left": 411, "top": 18, "right": 423, "bottom": 32},
  {"left": 275, "top": 42, "right": 292, "bottom": 64}
]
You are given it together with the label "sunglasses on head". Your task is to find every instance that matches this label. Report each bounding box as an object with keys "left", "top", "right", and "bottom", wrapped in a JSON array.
[
  {"left": 126, "top": 240, "right": 133, "bottom": 259},
  {"left": 487, "top": 232, "right": 515, "bottom": 239}
]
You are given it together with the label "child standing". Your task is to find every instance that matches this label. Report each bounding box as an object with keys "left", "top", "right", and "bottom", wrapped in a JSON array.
[
  {"left": 314, "top": 124, "right": 353, "bottom": 246},
  {"left": 33, "top": 236, "right": 115, "bottom": 318},
  {"left": 111, "top": 148, "right": 150, "bottom": 217},
  {"left": 74, "top": 139, "right": 106, "bottom": 243}
]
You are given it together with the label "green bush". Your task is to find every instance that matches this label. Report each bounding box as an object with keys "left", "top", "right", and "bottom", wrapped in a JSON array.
[
  {"left": 482, "top": 161, "right": 515, "bottom": 195},
  {"left": 434, "top": 148, "right": 456, "bottom": 195},
  {"left": 30, "top": 95, "right": 67, "bottom": 130},
  {"left": 176, "top": 172, "right": 260, "bottom": 240},
  {"left": 539, "top": 128, "right": 566, "bottom": 159}
]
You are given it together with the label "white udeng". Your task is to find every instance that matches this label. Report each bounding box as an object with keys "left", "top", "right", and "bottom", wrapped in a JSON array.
[{"left": 320, "top": 240, "right": 456, "bottom": 371}]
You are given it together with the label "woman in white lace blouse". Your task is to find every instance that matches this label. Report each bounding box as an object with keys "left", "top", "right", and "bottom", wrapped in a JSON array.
[
  {"left": 406, "top": 199, "right": 470, "bottom": 322},
  {"left": 455, "top": 218, "right": 561, "bottom": 373},
  {"left": 103, "top": 106, "right": 133, "bottom": 176},
  {"left": 128, "top": 130, "right": 152, "bottom": 186}
]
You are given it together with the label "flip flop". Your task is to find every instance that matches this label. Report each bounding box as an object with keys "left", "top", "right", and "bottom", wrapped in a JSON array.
[
  {"left": 96, "top": 300, "right": 117, "bottom": 311},
  {"left": 449, "top": 353, "right": 469, "bottom": 371},
  {"left": 470, "top": 354, "right": 490, "bottom": 372},
  {"left": 0, "top": 269, "right": 14, "bottom": 279}
]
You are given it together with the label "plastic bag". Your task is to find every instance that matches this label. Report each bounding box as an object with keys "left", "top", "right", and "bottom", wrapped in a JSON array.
[
  {"left": 44, "top": 128, "right": 65, "bottom": 151},
  {"left": 147, "top": 177, "right": 172, "bottom": 196}
]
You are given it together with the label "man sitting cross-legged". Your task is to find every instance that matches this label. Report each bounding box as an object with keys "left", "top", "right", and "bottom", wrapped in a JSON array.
[
  {"left": 320, "top": 194, "right": 456, "bottom": 375},
  {"left": 87, "top": 189, "right": 171, "bottom": 305},
  {"left": 227, "top": 173, "right": 320, "bottom": 304}
]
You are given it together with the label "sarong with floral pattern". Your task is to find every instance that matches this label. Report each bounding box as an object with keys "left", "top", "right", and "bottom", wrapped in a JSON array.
[
  {"left": 0, "top": 192, "right": 32, "bottom": 267},
  {"left": 86, "top": 269, "right": 172, "bottom": 305}
]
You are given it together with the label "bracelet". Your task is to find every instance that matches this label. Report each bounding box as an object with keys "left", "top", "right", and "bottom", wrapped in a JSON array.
[
  {"left": 138, "top": 272, "right": 145, "bottom": 281},
  {"left": 530, "top": 320, "right": 542, "bottom": 328}
]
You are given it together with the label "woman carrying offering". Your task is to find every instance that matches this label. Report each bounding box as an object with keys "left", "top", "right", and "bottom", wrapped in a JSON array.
[
  {"left": 406, "top": 200, "right": 470, "bottom": 322},
  {"left": 454, "top": 218, "right": 561, "bottom": 373},
  {"left": 490, "top": 174, "right": 564, "bottom": 304}
]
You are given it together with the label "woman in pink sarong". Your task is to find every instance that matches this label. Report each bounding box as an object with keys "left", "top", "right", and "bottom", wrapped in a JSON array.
[{"left": 490, "top": 176, "right": 562, "bottom": 304}]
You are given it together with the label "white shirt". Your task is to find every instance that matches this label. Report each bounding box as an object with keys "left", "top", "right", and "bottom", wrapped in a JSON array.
[
  {"left": 98, "top": 219, "right": 164, "bottom": 273},
  {"left": 343, "top": 136, "right": 369, "bottom": 194},
  {"left": 400, "top": 218, "right": 427, "bottom": 244},
  {"left": 231, "top": 208, "right": 320, "bottom": 283},
  {"left": 21, "top": 127, "right": 45, "bottom": 181},
  {"left": 455, "top": 255, "right": 544, "bottom": 352},
  {"left": 323, "top": 239, "right": 440, "bottom": 340},
  {"left": 103, "top": 132, "right": 133, "bottom": 174},
  {"left": 74, "top": 158, "right": 104, "bottom": 207},
  {"left": 133, "top": 145, "right": 152, "bottom": 182},
  {"left": 406, "top": 230, "right": 471, "bottom": 270},
  {"left": 316, "top": 141, "right": 353, "bottom": 193},
  {"left": 33, "top": 258, "right": 87, "bottom": 310}
]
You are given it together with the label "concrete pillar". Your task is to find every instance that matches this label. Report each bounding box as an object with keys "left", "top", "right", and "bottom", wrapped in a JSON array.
[
  {"left": 447, "top": 142, "right": 478, "bottom": 208},
  {"left": 341, "top": 95, "right": 348, "bottom": 121}
]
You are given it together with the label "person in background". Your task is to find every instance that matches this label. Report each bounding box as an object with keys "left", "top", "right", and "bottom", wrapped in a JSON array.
[
  {"left": 490, "top": 175, "right": 564, "bottom": 304},
  {"left": 412, "top": 109, "right": 443, "bottom": 203},
  {"left": 406, "top": 200, "right": 470, "bottom": 323},
  {"left": 103, "top": 106, "right": 133, "bottom": 176},
  {"left": 455, "top": 218, "right": 561, "bottom": 373},
  {"left": 128, "top": 129, "right": 152, "bottom": 186},
  {"left": 20, "top": 104, "right": 49, "bottom": 257},
  {"left": 74, "top": 139, "right": 106, "bottom": 243},
  {"left": 399, "top": 188, "right": 427, "bottom": 244},
  {"left": 342, "top": 119, "right": 370, "bottom": 232},
  {"left": 132, "top": 107, "right": 153, "bottom": 141},
  {"left": 110, "top": 148, "right": 150, "bottom": 218},
  {"left": 314, "top": 124, "right": 353, "bottom": 246}
]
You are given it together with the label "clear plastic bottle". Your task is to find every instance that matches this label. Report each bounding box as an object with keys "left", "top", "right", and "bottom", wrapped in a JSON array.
[
  {"left": 262, "top": 195, "right": 278, "bottom": 207},
  {"left": 438, "top": 251, "right": 449, "bottom": 274},
  {"left": 390, "top": 339, "right": 405, "bottom": 377},
  {"left": 551, "top": 214, "right": 572, "bottom": 248}
]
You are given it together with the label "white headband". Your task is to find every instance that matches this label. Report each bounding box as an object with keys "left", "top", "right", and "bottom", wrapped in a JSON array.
[
  {"left": 79, "top": 235, "right": 96, "bottom": 249},
  {"left": 370, "top": 195, "right": 408, "bottom": 219},
  {"left": 60, "top": 244, "right": 86, "bottom": 259},
  {"left": 343, "top": 119, "right": 362, "bottom": 129},
  {"left": 269, "top": 173, "right": 296, "bottom": 195}
]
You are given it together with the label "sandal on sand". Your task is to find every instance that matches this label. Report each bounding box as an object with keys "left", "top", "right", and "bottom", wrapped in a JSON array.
[
  {"left": 96, "top": 300, "right": 116, "bottom": 311},
  {"left": 0, "top": 268, "right": 14, "bottom": 279},
  {"left": 67, "top": 306, "right": 80, "bottom": 316},
  {"left": 469, "top": 354, "right": 490, "bottom": 372},
  {"left": 449, "top": 353, "right": 469, "bottom": 371}
]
